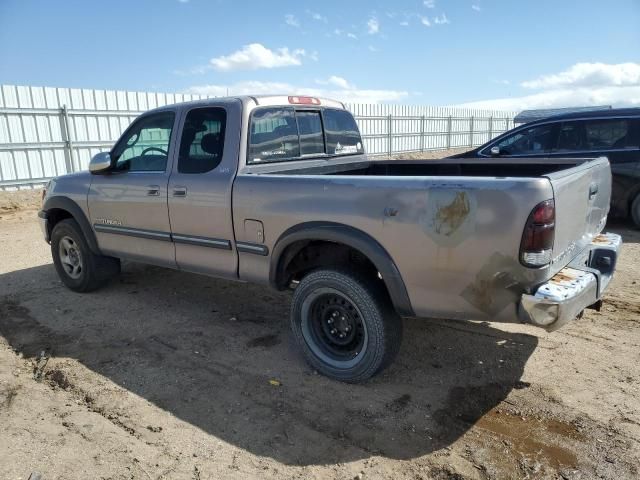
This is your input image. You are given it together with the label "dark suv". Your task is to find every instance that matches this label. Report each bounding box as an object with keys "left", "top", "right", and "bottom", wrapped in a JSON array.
[{"left": 451, "top": 108, "right": 640, "bottom": 227}]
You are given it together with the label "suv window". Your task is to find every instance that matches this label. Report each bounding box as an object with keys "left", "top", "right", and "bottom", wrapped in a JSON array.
[
  {"left": 324, "top": 108, "right": 363, "bottom": 155},
  {"left": 249, "top": 107, "right": 300, "bottom": 163},
  {"left": 492, "top": 124, "right": 555, "bottom": 155},
  {"left": 178, "top": 108, "right": 226, "bottom": 174},
  {"left": 112, "top": 112, "right": 175, "bottom": 172},
  {"left": 553, "top": 118, "right": 635, "bottom": 153},
  {"left": 584, "top": 119, "right": 631, "bottom": 150}
]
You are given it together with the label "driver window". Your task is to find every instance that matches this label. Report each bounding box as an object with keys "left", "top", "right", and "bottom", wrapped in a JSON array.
[{"left": 112, "top": 112, "right": 175, "bottom": 172}]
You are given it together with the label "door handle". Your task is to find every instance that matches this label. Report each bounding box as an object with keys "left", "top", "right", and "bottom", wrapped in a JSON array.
[
  {"left": 146, "top": 185, "right": 160, "bottom": 196},
  {"left": 173, "top": 186, "right": 187, "bottom": 197},
  {"left": 589, "top": 183, "right": 599, "bottom": 199}
]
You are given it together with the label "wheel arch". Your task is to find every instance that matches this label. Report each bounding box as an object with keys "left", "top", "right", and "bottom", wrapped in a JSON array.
[
  {"left": 270, "top": 222, "right": 414, "bottom": 317},
  {"left": 43, "top": 196, "right": 101, "bottom": 254}
]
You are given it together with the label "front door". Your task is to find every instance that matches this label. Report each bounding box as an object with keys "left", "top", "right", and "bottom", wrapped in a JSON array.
[
  {"left": 88, "top": 111, "right": 177, "bottom": 267},
  {"left": 167, "top": 104, "right": 239, "bottom": 278}
]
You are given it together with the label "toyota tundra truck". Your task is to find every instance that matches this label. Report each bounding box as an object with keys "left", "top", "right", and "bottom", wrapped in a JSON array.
[{"left": 39, "top": 95, "right": 622, "bottom": 382}]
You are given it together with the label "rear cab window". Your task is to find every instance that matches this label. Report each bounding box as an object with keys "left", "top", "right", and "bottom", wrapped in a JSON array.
[{"left": 248, "top": 106, "right": 363, "bottom": 164}]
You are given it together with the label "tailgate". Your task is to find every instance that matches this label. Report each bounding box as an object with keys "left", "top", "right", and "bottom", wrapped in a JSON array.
[{"left": 545, "top": 156, "right": 611, "bottom": 272}]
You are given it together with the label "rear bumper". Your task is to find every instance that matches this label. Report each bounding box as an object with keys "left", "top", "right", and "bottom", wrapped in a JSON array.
[{"left": 519, "top": 232, "right": 622, "bottom": 331}]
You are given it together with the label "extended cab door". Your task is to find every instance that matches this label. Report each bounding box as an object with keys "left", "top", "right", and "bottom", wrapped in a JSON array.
[
  {"left": 88, "top": 111, "right": 177, "bottom": 267},
  {"left": 167, "top": 103, "right": 240, "bottom": 278}
]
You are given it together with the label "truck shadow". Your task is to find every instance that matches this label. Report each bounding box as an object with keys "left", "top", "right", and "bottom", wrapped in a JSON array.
[
  {"left": 606, "top": 219, "right": 640, "bottom": 244},
  {"left": 0, "top": 262, "right": 537, "bottom": 466}
]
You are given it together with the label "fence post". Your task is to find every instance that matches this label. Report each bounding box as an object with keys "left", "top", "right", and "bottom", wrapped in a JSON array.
[
  {"left": 446, "top": 116, "right": 452, "bottom": 149},
  {"left": 488, "top": 116, "right": 493, "bottom": 141},
  {"left": 469, "top": 116, "right": 474, "bottom": 148},
  {"left": 387, "top": 114, "right": 393, "bottom": 159},
  {"left": 61, "top": 104, "right": 75, "bottom": 174},
  {"left": 420, "top": 115, "right": 425, "bottom": 152}
]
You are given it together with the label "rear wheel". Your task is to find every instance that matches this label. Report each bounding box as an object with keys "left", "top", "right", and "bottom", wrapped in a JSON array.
[
  {"left": 291, "top": 268, "right": 402, "bottom": 382},
  {"left": 51, "top": 218, "right": 120, "bottom": 292},
  {"left": 631, "top": 193, "right": 640, "bottom": 229}
]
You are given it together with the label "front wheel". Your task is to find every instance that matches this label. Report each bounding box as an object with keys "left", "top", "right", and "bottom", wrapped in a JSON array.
[
  {"left": 291, "top": 269, "right": 403, "bottom": 383},
  {"left": 51, "top": 218, "right": 120, "bottom": 292}
]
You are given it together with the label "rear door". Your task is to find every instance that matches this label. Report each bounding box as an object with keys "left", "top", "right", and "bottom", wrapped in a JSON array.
[
  {"left": 88, "top": 111, "right": 177, "bottom": 267},
  {"left": 167, "top": 103, "right": 240, "bottom": 278},
  {"left": 550, "top": 117, "right": 640, "bottom": 217}
]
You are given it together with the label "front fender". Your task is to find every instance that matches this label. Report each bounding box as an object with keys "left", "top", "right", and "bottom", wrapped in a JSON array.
[{"left": 42, "top": 196, "right": 101, "bottom": 254}]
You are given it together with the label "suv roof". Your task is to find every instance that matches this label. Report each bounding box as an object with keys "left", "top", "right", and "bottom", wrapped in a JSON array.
[{"left": 540, "top": 107, "right": 640, "bottom": 123}]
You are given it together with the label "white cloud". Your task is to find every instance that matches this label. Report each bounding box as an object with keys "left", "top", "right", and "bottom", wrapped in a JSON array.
[
  {"left": 456, "top": 62, "right": 640, "bottom": 111},
  {"left": 420, "top": 16, "right": 431, "bottom": 27},
  {"left": 210, "top": 43, "right": 306, "bottom": 72},
  {"left": 334, "top": 28, "right": 342, "bottom": 36},
  {"left": 186, "top": 79, "right": 408, "bottom": 104},
  {"left": 433, "top": 13, "right": 450, "bottom": 25},
  {"left": 347, "top": 32, "right": 358, "bottom": 39},
  {"left": 423, "top": 0, "right": 436, "bottom": 8},
  {"left": 399, "top": 20, "right": 409, "bottom": 27},
  {"left": 307, "top": 11, "right": 327, "bottom": 22},
  {"left": 317, "top": 76, "right": 354, "bottom": 89},
  {"left": 177, "top": 0, "right": 189, "bottom": 3},
  {"left": 472, "top": 4, "right": 481, "bottom": 11},
  {"left": 456, "top": 86, "right": 640, "bottom": 111},
  {"left": 521, "top": 62, "right": 640, "bottom": 89},
  {"left": 367, "top": 17, "right": 380, "bottom": 34},
  {"left": 284, "top": 14, "right": 300, "bottom": 28},
  {"left": 368, "top": 45, "right": 379, "bottom": 52}
]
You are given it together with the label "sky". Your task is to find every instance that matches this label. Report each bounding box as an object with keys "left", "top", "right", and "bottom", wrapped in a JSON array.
[{"left": 1, "top": 0, "right": 639, "bottom": 111}]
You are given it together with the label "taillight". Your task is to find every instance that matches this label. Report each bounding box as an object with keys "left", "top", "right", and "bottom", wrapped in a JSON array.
[{"left": 520, "top": 199, "right": 555, "bottom": 267}]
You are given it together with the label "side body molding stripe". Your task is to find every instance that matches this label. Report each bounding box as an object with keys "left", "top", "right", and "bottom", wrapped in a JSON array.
[
  {"left": 236, "top": 241, "right": 269, "bottom": 256},
  {"left": 172, "top": 234, "right": 232, "bottom": 250},
  {"left": 93, "top": 224, "right": 171, "bottom": 241},
  {"left": 92, "top": 225, "right": 241, "bottom": 252}
]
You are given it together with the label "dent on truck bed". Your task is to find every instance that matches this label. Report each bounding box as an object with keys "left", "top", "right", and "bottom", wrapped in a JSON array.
[{"left": 461, "top": 252, "right": 526, "bottom": 317}]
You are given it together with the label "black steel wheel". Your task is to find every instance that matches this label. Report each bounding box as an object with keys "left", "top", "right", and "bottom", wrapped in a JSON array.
[{"left": 291, "top": 268, "right": 402, "bottom": 382}]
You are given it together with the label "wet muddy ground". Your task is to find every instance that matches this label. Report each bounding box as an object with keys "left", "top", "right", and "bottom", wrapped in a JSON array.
[{"left": 0, "top": 195, "right": 639, "bottom": 479}]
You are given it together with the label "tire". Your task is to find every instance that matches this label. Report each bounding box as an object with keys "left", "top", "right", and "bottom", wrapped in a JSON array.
[
  {"left": 291, "top": 268, "right": 403, "bottom": 383},
  {"left": 631, "top": 193, "right": 640, "bottom": 229},
  {"left": 51, "top": 218, "right": 120, "bottom": 292}
]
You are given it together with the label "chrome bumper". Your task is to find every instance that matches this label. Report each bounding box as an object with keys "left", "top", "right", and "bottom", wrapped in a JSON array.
[
  {"left": 38, "top": 210, "right": 50, "bottom": 243},
  {"left": 519, "top": 232, "right": 622, "bottom": 331}
]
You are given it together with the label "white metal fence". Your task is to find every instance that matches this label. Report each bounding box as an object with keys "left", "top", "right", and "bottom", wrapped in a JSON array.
[{"left": 0, "top": 85, "right": 516, "bottom": 189}]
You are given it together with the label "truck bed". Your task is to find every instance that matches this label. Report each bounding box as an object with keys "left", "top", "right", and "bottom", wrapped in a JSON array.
[
  {"left": 247, "top": 156, "right": 589, "bottom": 178},
  {"left": 235, "top": 156, "right": 611, "bottom": 323}
]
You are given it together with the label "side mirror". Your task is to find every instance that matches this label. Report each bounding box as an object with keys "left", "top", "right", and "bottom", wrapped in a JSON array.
[
  {"left": 490, "top": 146, "right": 501, "bottom": 156},
  {"left": 89, "top": 152, "right": 112, "bottom": 174}
]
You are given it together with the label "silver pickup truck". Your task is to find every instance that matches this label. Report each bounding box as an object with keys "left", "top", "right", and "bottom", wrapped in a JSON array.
[{"left": 39, "top": 95, "right": 622, "bottom": 382}]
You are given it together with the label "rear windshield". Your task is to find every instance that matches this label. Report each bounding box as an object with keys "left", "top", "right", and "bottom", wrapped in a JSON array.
[{"left": 248, "top": 107, "right": 363, "bottom": 164}]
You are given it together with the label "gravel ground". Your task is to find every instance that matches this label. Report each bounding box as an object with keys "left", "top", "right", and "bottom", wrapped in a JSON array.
[{"left": 0, "top": 191, "right": 639, "bottom": 480}]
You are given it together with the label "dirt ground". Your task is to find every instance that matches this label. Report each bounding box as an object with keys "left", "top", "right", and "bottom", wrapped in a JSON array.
[{"left": 0, "top": 191, "right": 639, "bottom": 480}]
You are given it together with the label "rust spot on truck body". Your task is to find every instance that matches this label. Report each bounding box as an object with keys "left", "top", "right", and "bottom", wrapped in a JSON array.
[{"left": 434, "top": 191, "right": 471, "bottom": 236}]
